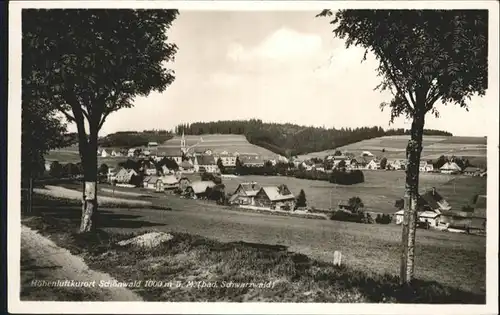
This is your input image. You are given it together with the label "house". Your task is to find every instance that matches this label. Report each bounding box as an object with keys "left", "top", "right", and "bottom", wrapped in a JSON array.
[
  {"left": 417, "top": 160, "right": 434, "bottom": 172},
  {"left": 394, "top": 210, "right": 441, "bottom": 227},
  {"left": 180, "top": 160, "right": 195, "bottom": 173},
  {"left": 228, "top": 182, "right": 261, "bottom": 206},
  {"left": 239, "top": 154, "right": 265, "bottom": 167},
  {"left": 127, "top": 148, "right": 137, "bottom": 157},
  {"left": 387, "top": 160, "right": 401, "bottom": 170},
  {"left": 115, "top": 168, "right": 138, "bottom": 183},
  {"left": 100, "top": 149, "right": 109, "bottom": 158},
  {"left": 366, "top": 159, "right": 380, "bottom": 170},
  {"left": 463, "top": 166, "right": 485, "bottom": 176},
  {"left": 361, "top": 151, "right": 374, "bottom": 157},
  {"left": 313, "top": 164, "right": 325, "bottom": 172},
  {"left": 440, "top": 195, "right": 486, "bottom": 232},
  {"left": 217, "top": 153, "right": 237, "bottom": 167},
  {"left": 185, "top": 181, "right": 216, "bottom": 199},
  {"left": 253, "top": 185, "right": 296, "bottom": 210},
  {"left": 144, "top": 166, "right": 157, "bottom": 176},
  {"left": 143, "top": 175, "right": 179, "bottom": 191},
  {"left": 147, "top": 142, "right": 158, "bottom": 149},
  {"left": 107, "top": 168, "right": 117, "bottom": 182},
  {"left": 419, "top": 187, "right": 452, "bottom": 212},
  {"left": 162, "top": 175, "right": 179, "bottom": 190},
  {"left": 193, "top": 155, "right": 218, "bottom": 173},
  {"left": 394, "top": 188, "right": 451, "bottom": 226},
  {"left": 440, "top": 162, "right": 462, "bottom": 174}
]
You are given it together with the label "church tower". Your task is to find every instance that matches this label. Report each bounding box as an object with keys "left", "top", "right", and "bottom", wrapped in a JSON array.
[{"left": 180, "top": 131, "right": 187, "bottom": 154}]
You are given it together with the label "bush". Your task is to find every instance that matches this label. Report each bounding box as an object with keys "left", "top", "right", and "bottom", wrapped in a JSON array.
[
  {"left": 329, "top": 169, "right": 365, "bottom": 185},
  {"left": 330, "top": 210, "right": 365, "bottom": 223},
  {"left": 375, "top": 213, "right": 393, "bottom": 224}
]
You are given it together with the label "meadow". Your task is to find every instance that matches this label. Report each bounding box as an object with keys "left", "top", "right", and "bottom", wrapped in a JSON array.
[
  {"left": 160, "top": 134, "right": 279, "bottom": 158},
  {"left": 299, "top": 135, "right": 487, "bottom": 167},
  {"left": 222, "top": 171, "right": 486, "bottom": 214}
]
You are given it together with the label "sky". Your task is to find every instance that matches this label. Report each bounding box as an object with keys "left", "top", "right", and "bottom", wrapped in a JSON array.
[{"left": 68, "top": 10, "right": 491, "bottom": 137}]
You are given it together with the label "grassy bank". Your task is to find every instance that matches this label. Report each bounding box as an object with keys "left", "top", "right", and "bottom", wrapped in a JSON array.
[{"left": 22, "top": 202, "right": 485, "bottom": 303}]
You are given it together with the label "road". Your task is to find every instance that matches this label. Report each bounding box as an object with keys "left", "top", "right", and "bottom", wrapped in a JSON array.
[{"left": 37, "top": 196, "right": 486, "bottom": 294}]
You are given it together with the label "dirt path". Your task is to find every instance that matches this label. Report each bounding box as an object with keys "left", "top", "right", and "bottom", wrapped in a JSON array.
[{"left": 21, "top": 225, "right": 142, "bottom": 301}]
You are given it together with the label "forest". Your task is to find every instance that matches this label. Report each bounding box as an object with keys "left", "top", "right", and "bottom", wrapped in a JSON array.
[{"left": 174, "top": 120, "right": 452, "bottom": 156}]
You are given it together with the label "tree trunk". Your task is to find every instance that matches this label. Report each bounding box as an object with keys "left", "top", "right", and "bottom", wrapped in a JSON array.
[
  {"left": 78, "top": 125, "right": 99, "bottom": 233},
  {"left": 80, "top": 141, "right": 98, "bottom": 233},
  {"left": 400, "top": 98, "right": 426, "bottom": 285}
]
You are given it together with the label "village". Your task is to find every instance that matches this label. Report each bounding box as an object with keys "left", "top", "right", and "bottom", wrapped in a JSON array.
[{"left": 69, "top": 132, "right": 486, "bottom": 236}]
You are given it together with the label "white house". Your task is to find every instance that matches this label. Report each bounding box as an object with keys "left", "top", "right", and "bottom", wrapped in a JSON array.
[
  {"left": 194, "top": 155, "right": 218, "bottom": 173},
  {"left": 366, "top": 159, "right": 379, "bottom": 170},
  {"left": 101, "top": 149, "right": 109, "bottom": 158},
  {"left": 127, "top": 148, "right": 136, "bottom": 157},
  {"left": 440, "top": 162, "right": 462, "bottom": 174},
  {"left": 394, "top": 210, "right": 441, "bottom": 227},
  {"left": 361, "top": 151, "right": 374, "bottom": 157},
  {"left": 115, "top": 168, "right": 137, "bottom": 183}
]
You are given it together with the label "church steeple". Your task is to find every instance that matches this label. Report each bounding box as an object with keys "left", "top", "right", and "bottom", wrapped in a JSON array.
[{"left": 180, "top": 130, "right": 186, "bottom": 154}]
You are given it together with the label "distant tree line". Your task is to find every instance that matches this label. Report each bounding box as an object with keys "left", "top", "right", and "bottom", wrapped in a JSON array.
[
  {"left": 98, "top": 130, "right": 173, "bottom": 148},
  {"left": 174, "top": 120, "right": 452, "bottom": 157}
]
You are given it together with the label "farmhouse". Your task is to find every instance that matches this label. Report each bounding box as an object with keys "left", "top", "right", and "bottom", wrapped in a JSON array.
[
  {"left": 440, "top": 162, "right": 462, "bottom": 174},
  {"left": 253, "top": 185, "right": 296, "bottom": 210},
  {"left": 185, "top": 181, "right": 216, "bottom": 199},
  {"left": 100, "top": 149, "right": 109, "bottom": 158},
  {"left": 463, "top": 166, "right": 485, "bottom": 176},
  {"left": 144, "top": 166, "right": 157, "bottom": 176},
  {"left": 143, "top": 175, "right": 178, "bottom": 190},
  {"left": 127, "top": 148, "right": 136, "bottom": 157},
  {"left": 439, "top": 195, "right": 486, "bottom": 232},
  {"left": 419, "top": 161, "right": 434, "bottom": 172},
  {"left": 217, "top": 153, "right": 237, "bottom": 167},
  {"left": 115, "top": 168, "right": 137, "bottom": 184},
  {"left": 194, "top": 155, "right": 218, "bottom": 173},
  {"left": 366, "top": 159, "right": 380, "bottom": 170},
  {"left": 394, "top": 188, "right": 451, "bottom": 226},
  {"left": 239, "top": 154, "right": 266, "bottom": 167},
  {"left": 313, "top": 164, "right": 325, "bottom": 172},
  {"left": 148, "top": 142, "right": 158, "bottom": 148},
  {"left": 361, "top": 151, "right": 374, "bottom": 157},
  {"left": 387, "top": 159, "right": 406, "bottom": 170},
  {"left": 157, "top": 147, "right": 183, "bottom": 164},
  {"left": 228, "top": 182, "right": 261, "bottom": 206},
  {"left": 394, "top": 210, "right": 441, "bottom": 227}
]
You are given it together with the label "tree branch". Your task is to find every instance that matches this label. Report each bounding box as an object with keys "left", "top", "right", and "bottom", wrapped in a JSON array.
[
  {"left": 377, "top": 50, "right": 415, "bottom": 113},
  {"left": 59, "top": 109, "right": 76, "bottom": 122}
]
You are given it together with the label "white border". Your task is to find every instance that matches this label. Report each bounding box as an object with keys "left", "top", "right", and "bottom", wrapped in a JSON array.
[{"left": 8, "top": 1, "right": 499, "bottom": 314}]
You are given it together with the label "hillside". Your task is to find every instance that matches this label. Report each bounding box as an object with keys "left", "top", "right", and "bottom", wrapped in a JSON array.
[
  {"left": 298, "top": 135, "right": 487, "bottom": 167},
  {"left": 175, "top": 120, "right": 453, "bottom": 157},
  {"left": 158, "top": 134, "right": 280, "bottom": 159}
]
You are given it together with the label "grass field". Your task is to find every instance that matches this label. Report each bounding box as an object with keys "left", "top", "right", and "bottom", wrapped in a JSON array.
[
  {"left": 298, "top": 135, "right": 487, "bottom": 167},
  {"left": 45, "top": 149, "right": 130, "bottom": 168},
  {"left": 160, "top": 134, "right": 279, "bottom": 158},
  {"left": 23, "top": 195, "right": 486, "bottom": 302},
  {"left": 221, "top": 172, "right": 485, "bottom": 213}
]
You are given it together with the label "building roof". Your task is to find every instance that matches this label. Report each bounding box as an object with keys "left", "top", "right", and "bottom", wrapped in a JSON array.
[
  {"left": 234, "top": 182, "right": 261, "bottom": 197},
  {"left": 240, "top": 155, "right": 266, "bottom": 165},
  {"left": 258, "top": 185, "right": 295, "bottom": 202},
  {"left": 161, "top": 175, "right": 179, "bottom": 185},
  {"left": 463, "top": 166, "right": 485, "bottom": 173},
  {"left": 180, "top": 160, "right": 194, "bottom": 169},
  {"left": 189, "top": 181, "right": 216, "bottom": 194},
  {"left": 196, "top": 155, "right": 216, "bottom": 165},
  {"left": 157, "top": 147, "right": 183, "bottom": 157},
  {"left": 419, "top": 188, "right": 451, "bottom": 211},
  {"left": 440, "top": 162, "right": 461, "bottom": 171},
  {"left": 419, "top": 211, "right": 440, "bottom": 219}
]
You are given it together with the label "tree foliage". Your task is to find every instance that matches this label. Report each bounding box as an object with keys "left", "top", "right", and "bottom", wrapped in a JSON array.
[
  {"left": 23, "top": 9, "right": 179, "bottom": 232},
  {"left": 318, "top": 9, "right": 488, "bottom": 121},
  {"left": 318, "top": 9, "right": 488, "bottom": 284},
  {"left": 296, "top": 189, "right": 307, "bottom": 208}
]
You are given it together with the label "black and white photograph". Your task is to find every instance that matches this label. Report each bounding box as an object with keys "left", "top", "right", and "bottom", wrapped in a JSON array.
[{"left": 7, "top": 1, "right": 499, "bottom": 314}]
